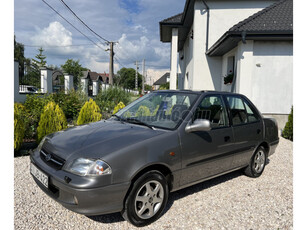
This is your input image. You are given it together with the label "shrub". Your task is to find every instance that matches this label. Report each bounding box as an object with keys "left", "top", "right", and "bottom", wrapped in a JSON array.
[
  {"left": 24, "top": 94, "right": 53, "bottom": 140},
  {"left": 37, "top": 101, "right": 67, "bottom": 142},
  {"left": 14, "top": 103, "right": 26, "bottom": 151},
  {"left": 51, "top": 89, "right": 87, "bottom": 120},
  {"left": 159, "top": 82, "right": 169, "bottom": 90},
  {"left": 77, "top": 98, "right": 102, "bottom": 125},
  {"left": 113, "top": 102, "right": 126, "bottom": 114},
  {"left": 282, "top": 106, "right": 293, "bottom": 141},
  {"left": 95, "top": 86, "right": 131, "bottom": 108},
  {"left": 136, "top": 106, "right": 151, "bottom": 117}
]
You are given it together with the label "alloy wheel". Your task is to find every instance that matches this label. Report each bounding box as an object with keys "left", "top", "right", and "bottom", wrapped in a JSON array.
[
  {"left": 134, "top": 180, "right": 164, "bottom": 219},
  {"left": 253, "top": 150, "right": 265, "bottom": 173}
]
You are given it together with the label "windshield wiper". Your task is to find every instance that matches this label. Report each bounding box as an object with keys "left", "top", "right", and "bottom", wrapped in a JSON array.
[
  {"left": 126, "top": 118, "right": 154, "bottom": 130},
  {"left": 111, "top": 114, "right": 126, "bottom": 123}
]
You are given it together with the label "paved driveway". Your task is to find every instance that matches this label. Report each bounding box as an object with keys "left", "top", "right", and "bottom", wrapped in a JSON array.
[{"left": 14, "top": 137, "right": 292, "bottom": 229}]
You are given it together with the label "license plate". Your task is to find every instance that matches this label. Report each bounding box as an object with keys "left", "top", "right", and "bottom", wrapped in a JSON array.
[{"left": 30, "top": 163, "right": 48, "bottom": 188}]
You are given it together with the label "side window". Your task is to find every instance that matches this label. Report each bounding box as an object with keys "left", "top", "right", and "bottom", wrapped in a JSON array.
[
  {"left": 226, "top": 96, "right": 259, "bottom": 125},
  {"left": 194, "top": 95, "right": 229, "bottom": 128},
  {"left": 243, "top": 100, "right": 260, "bottom": 123}
]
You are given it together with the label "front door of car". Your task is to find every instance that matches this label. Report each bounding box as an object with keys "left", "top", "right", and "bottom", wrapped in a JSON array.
[
  {"left": 179, "top": 95, "right": 235, "bottom": 186},
  {"left": 224, "top": 95, "right": 263, "bottom": 168}
]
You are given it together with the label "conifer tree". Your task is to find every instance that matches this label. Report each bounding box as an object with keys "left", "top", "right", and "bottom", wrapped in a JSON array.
[
  {"left": 32, "top": 47, "right": 47, "bottom": 70},
  {"left": 77, "top": 99, "right": 102, "bottom": 125}
]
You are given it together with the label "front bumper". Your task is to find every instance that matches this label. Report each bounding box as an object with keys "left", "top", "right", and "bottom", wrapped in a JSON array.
[{"left": 30, "top": 151, "right": 130, "bottom": 216}]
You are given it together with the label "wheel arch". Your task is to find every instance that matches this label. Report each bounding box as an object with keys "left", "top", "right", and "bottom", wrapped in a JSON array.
[
  {"left": 257, "top": 141, "right": 270, "bottom": 155},
  {"left": 122, "top": 163, "right": 173, "bottom": 210}
]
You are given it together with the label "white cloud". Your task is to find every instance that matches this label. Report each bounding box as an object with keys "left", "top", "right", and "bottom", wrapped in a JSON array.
[
  {"left": 31, "top": 21, "right": 72, "bottom": 47},
  {"left": 115, "top": 33, "right": 163, "bottom": 65},
  {"left": 133, "top": 25, "right": 148, "bottom": 34},
  {"left": 15, "top": 0, "right": 187, "bottom": 81},
  {"left": 85, "top": 58, "right": 109, "bottom": 73}
]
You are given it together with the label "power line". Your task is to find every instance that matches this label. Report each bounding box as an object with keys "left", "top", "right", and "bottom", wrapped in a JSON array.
[
  {"left": 58, "top": 0, "right": 110, "bottom": 44},
  {"left": 24, "top": 44, "right": 94, "bottom": 48},
  {"left": 41, "top": 0, "right": 106, "bottom": 51},
  {"left": 114, "top": 57, "right": 126, "bottom": 68}
]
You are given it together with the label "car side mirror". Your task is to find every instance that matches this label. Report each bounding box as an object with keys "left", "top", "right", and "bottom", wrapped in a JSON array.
[{"left": 185, "top": 119, "right": 211, "bottom": 133}]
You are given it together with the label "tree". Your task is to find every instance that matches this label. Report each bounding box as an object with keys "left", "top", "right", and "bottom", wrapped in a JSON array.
[
  {"left": 115, "top": 68, "right": 142, "bottom": 90},
  {"left": 61, "top": 59, "right": 88, "bottom": 87},
  {"left": 282, "top": 106, "right": 293, "bottom": 141},
  {"left": 77, "top": 99, "right": 102, "bottom": 125},
  {"left": 22, "top": 47, "right": 47, "bottom": 88},
  {"left": 14, "top": 35, "right": 26, "bottom": 79},
  {"left": 159, "top": 82, "right": 169, "bottom": 90},
  {"left": 32, "top": 47, "right": 47, "bottom": 70},
  {"left": 144, "top": 84, "right": 152, "bottom": 91}
]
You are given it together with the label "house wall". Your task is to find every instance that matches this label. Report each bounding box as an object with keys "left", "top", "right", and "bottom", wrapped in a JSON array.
[
  {"left": 182, "top": 27, "right": 194, "bottom": 89},
  {"left": 206, "top": 0, "right": 277, "bottom": 48},
  {"left": 251, "top": 41, "right": 293, "bottom": 115},
  {"left": 221, "top": 40, "right": 293, "bottom": 128},
  {"left": 170, "top": 28, "right": 179, "bottom": 90},
  {"left": 180, "top": 0, "right": 277, "bottom": 91}
]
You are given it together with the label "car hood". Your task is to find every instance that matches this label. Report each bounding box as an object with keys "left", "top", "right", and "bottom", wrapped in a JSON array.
[{"left": 43, "top": 120, "right": 165, "bottom": 160}]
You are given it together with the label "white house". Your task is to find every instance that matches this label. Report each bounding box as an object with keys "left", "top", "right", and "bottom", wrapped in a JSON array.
[
  {"left": 153, "top": 72, "right": 170, "bottom": 90},
  {"left": 160, "top": 0, "right": 293, "bottom": 128}
]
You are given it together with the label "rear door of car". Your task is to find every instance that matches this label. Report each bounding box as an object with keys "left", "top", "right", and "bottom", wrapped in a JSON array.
[
  {"left": 223, "top": 95, "right": 263, "bottom": 168},
  {"left": 179, "top": 94, "right": 235, "bottom": 186}
]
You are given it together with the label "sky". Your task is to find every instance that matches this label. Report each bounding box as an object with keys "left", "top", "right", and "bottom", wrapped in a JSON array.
[{"left": 14, "top": 0, "right": 186, "bottom": 84}]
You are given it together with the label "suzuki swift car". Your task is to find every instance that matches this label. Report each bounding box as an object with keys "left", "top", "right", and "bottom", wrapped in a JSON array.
[{"left": 30, "top": 90, "right": 279, "bottom": 227}]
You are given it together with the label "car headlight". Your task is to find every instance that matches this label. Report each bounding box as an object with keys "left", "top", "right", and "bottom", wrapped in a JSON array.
[
  {"left": 36, "top": 136, "right": 47, "bottom": 152},
  {"left": 63, "top": 158, "right": 112, "bottom": 176}
]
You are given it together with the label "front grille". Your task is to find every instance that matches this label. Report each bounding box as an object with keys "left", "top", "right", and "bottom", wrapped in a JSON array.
[{"left": 40, "top": 148, "right": 65, "bottom": 170}]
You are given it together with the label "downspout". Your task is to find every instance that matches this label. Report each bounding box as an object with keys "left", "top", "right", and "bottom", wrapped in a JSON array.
[
  {"left": 231, "top": 31, "right": 246, "bottom": 92},
  {"left": 201, "top": 0, "right": 210, "bottom": 51},
  {"left": 241, "top": 31, "right": 247, "bottom": 44}
]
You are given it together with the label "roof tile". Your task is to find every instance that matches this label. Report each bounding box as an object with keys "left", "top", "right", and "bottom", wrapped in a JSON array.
[{"left": 229, "top": 0, "right": 293, "bottom": 32}]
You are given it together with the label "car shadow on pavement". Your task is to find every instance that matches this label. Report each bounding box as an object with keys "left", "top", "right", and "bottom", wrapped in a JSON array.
[
  {"left": 87, "top": 169, "right": 244, "bottom": 224},
  {"left": 87, "top": 212, "right": 125, "bottom": 223},
  {"left": 163, "top": 170, "right": 243, "bottom": 214}
]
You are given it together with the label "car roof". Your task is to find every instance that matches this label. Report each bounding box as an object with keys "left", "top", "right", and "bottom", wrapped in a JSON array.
[{"left": 154, "top": 90, "right": 244, "bottom": 97}]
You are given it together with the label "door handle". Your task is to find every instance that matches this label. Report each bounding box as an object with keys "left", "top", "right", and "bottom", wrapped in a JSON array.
[
  {"left": 224, "top": 136, "right": 230, "bottom": 142},
  {"left": 257, "top": 129, "right": 261, "bottom": 134}
]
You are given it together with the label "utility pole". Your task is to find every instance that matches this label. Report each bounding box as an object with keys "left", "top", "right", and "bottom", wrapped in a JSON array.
[
  {"left": 142, "top": 59, "right": 145, "bottom": 94},
  {"left": 135, "top": 61, "right": 138, "bottom": 92},
  {"left": 108, "top": 42, "right": 114, "bottom": 85}
]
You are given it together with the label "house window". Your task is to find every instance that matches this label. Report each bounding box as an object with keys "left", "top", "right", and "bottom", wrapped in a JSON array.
[{"left": 227, "top": 56, "right": 235, "bottom": 75}]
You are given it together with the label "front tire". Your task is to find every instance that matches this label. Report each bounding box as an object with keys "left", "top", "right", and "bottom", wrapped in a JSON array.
[
  {"left": 121, "top": 171, "right": 169, "bottom": 227},
  {"left": 244, "top": 146, "right": 267, "bottom": 178}
]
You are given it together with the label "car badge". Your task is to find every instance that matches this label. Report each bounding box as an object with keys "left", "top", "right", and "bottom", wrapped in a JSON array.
[{"left": 45, "top": 154, "right": 52, "bottom": 161}]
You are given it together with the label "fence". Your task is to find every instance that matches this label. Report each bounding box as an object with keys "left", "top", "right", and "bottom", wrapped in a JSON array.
[{"left": 14, "top": 61, "right": 140, "bottom": 103}]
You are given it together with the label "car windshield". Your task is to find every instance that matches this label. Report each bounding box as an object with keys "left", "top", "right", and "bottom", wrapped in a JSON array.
[{"left": 115, "top": 91, "right": 200, "bottom": 130}]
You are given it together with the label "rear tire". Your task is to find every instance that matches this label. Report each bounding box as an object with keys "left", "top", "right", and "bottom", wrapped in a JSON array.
[
  {"left": 121, "top": 171, "right": 169, "bottom": 227},
  {"left": 244, "top": 146, "right": 267, "bottom": 178}
]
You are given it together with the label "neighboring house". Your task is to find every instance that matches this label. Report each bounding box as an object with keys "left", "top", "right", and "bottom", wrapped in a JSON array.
[
  {"left": 97, "top": 72, "right": 110, "bottom": 84},
  {"left": 160, "top": 0, "right": 293, "bottom": 128},
  {"left": 153, "top": 72, "right": 170, "bottom": 90},
  {"left": 52, "top": 70, "right": 65, "bottom": 92},
  {"left": 81, "top": 70, "right": 110, "bottom": 96}
]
